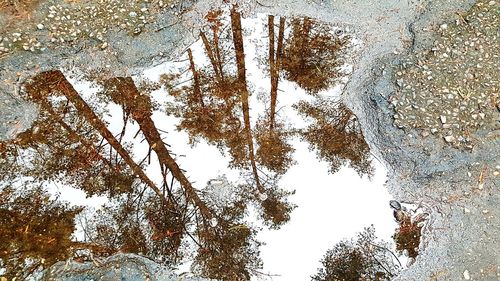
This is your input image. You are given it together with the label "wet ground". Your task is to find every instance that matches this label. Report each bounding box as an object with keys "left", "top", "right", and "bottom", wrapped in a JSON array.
[{"left": 1, "top": 0, "right": 499, "bottom": 280}]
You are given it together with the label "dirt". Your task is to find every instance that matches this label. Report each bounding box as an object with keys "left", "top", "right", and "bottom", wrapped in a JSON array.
[{"left": 0, "top": 0, "right": 498, "bottom": 280}]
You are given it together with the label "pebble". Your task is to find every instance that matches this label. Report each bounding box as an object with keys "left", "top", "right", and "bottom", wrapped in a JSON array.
[
  {"left": 259, "top": 193, "right": 268, "bottom": 201},
  {"left": 463, "top": 270, "right": 471, "bottom": 280},
  {"left": 444, "top": 135, "right": 455, "bottom": 142},
  {"left": 464, "top": 207, "right": 470, "bottom": 213},
  {"left": 210, "top": 218, "right": 218, "bottom": 227},
  {"left": 100, "top": 42, "right": 108, "bottom": 50},
  {"left": 37, "top": 24, "right": 45, "bottom": 30}
]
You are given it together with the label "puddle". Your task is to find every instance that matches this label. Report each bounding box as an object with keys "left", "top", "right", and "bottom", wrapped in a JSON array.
[{"left": 0, "top": 6, "right": 405, "bottom": 281}]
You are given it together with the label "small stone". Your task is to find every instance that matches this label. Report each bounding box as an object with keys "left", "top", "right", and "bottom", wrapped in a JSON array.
[
  {"left": 421, "top": 131, "right": 430, "bottom": 137},
  {"left": 463, "top": 270, "right": 470, "bottom": 280},
  {"left": 129, "top": 11, "right": 137, "bottom": 17},
  {"left": 37, "top": 24, "right": 44, "bottom": 30},
  {"left": 440, "top": 115, "right": 447, "bottom": 124},
  {"left": 464, "top": 208, "right": 470, "bottom": 213},
  {"left": 259, "top": 193, "right": 268, "bottom": 201},
  {"left": 478, "top": 183, "right": 484, "bottom": 190},
  {"left": 431, "top": 128, "right": 438, "bottom": 134},
  {"left": 100, "top": 42, "right": 108, "bottom": 50},
  {"left": 444, "top": 135, "right": 455, "bottom": 142},
  {"left": 210, "top": 218, "right": 218, "bottom": 227},
  {"left": 140, "top": 7, "right": 148, "bottom": 12},
  {"left": 489, "top": 1, "right": 495, "bottom": 5},
  {"left": 440, "top": 23, "right": 448, "bottom": 30},
  {"left": 479, "top": 112, "right": 485, "bottom": 119},
  {"left": 482, "top": 209, "right": 489, "bottom": 214}
]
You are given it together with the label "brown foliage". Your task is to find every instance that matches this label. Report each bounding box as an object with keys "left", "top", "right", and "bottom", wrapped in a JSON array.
[
  {"left": 259, "top": 189, "right": 295, "bottom": 229},
  {"left": 9, "top": 71, "right": 137, "bottom": 197},
  {"left": 255, "top": 120, "right": 294, "bottom": 175},
  {"left": 393, "top": 217, "right": 422, "bottom": 259},
  {"left": 0, "top": 186, "right": 81, "bottom": 279},
  {"left": 294, "top": 100, "right": 374, "bottom": 177},
  {"left": 312, "top": 226, "right": 399, "bottom": 281},
  {"left": 282, "top": 17, "right": 347, "bottom": 94},
  {"left": 194, "top": 201, "right": 263, "bottom": 281}
]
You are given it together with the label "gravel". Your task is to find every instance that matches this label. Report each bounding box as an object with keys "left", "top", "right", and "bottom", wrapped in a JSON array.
[{"left": 391, "top": 0, "right": 499, "bottom": 149}]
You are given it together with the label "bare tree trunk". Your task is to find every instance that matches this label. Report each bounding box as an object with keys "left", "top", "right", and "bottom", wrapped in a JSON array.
[
  {"left": 37, "top": 98, "right": 118, "bottom": 171},
  {"left": 200, "top": 32, "right": 221, "bottom": 82},
  {"left": 230, "top": 7, "right": 264, "bottom": 193},
  {"left": 34, "top": 71, "right": 165, "bottom": 205},
  {"left": 106, "top": 77, "right": 213, "bottom": 219},
  {"left": 268, "top": 15, "right": 277, "bottom": 130},
  {"left": 187, "top": 48, "right": 205, "bottom": 107},
  {"left": 269, "top": 16, "right": 286, "bottom": 131},
  {"left": 213, "top": 29, "right": 225, "bottom": 82}
]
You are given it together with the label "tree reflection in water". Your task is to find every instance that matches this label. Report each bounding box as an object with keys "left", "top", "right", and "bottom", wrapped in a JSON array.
[{"left": 0, "top": 5, "right": 384, "bottom": 281}]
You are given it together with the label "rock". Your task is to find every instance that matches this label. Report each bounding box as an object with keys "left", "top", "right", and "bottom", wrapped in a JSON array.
[
  {"left": 440, "top": 115, "right": 447, "bottom": 124},
  {"left": 259, "top": 193, "right": 268, "bottom": 201},
  {"left": 463, "top": 270, "right": 471, "bottom": 280},
  {"left": 444, "top": 135, "right": 455, "bottom": 142},
  {"left": 390, "top": 200, "right": 402, "bottom": 210},
  {"left": 37, "top": 24, "right": 45, "bottom": 30}
]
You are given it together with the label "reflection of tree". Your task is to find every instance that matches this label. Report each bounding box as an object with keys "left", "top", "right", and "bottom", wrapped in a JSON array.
[
  {"left": 26, "top": 71, "right": 164, "bottom": 200},
  {"left": 104, "top": 76, "right": 213, "bottom": 220},
  {"left": 230, "top": 7, "right": 295, "bottom": 228},
  {"left": 254, "top": 15, "right": 295, "bottom": 176},
  {"left": 193, "top": 201, "right": 263, "bottom": 280},
  {"left": 164, "top": 7, "right": 296, "bottom": 231},
  {"left": 282, "top": 17, "right": 347, "bottom": 94},
  {"left": 104, "top": 76, "right": 264, "bottom": 280},
  {"left": 0, "top": 186, "right": 81, "bottom": 279},
  {"left": 268, "top": 15, "right": 285, "bottom": 129},
  {"left": 255, "top": 119, "right": 294, "bottom": 175},
  {"left": 0, "top": 8, "right": 371, "bottom": 281},
  {"left": 294, "top": 99, "right": 373, "bottom": 177},
  {"left": 312, "top": 226, "right": 400, "bottom": 281}
]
